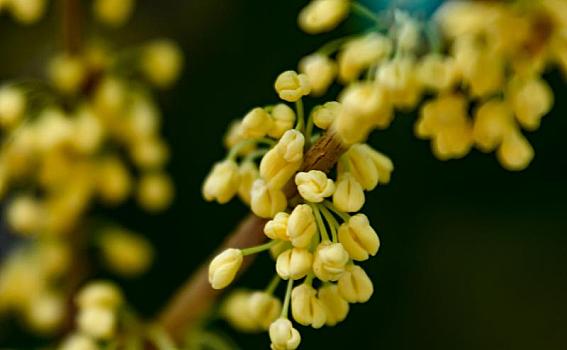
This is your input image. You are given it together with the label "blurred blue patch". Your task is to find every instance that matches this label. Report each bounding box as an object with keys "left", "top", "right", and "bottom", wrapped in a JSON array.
[{"left": 362, "top": 0, "right": 445, "bottom": 18}]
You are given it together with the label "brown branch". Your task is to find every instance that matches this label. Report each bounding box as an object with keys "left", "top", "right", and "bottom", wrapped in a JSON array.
[
  {"left": 61, "top": 0, "right": 82, "bottom": 54},
  {"left": 156, "top": 130, "right": 347, "bottom": 342}
]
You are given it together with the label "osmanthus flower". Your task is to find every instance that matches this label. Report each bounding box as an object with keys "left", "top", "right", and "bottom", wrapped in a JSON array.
[
  {"left": 298, "top": 0, "right": 350, "bottom": 35},
  {"left": 295, "top": 170, "right": 335, "bottom": 203},
  {"left": 299, "top": 53, "right": 337, "bottom": 96}
]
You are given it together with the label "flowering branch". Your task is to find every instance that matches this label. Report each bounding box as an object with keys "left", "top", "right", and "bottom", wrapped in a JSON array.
[{"left": 156, "top": 130, "right": 347, "bottom": 342}]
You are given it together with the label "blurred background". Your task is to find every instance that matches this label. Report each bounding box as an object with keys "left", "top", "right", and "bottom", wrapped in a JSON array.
[{"left": 1, "top": 0, "right": 566, "bottom": 349}]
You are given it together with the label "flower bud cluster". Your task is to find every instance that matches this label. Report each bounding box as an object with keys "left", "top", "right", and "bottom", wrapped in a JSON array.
[{"left": 204, "top": 70, "right": 392, "bottom": 348}]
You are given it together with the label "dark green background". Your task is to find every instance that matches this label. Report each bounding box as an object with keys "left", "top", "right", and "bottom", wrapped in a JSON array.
[{"left": 1, "top": 0, "right": 566, "bottom": 349}]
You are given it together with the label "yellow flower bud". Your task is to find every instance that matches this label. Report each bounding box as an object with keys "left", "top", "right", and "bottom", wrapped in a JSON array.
[
  {"left": 125, "top": 94, "right": 160, "bottom": 138},
  {"left": 269, "top": 318, "right": 301, "bottom": 350},
  {"left": 99, "top": 229, "right": 154, "bottom": 277},
  {"left": 312, "top": 101, "right": 341, "bottom": 130},
  {"left": 202, "top": 159, "right": 240, "bottom": 204},
  {"left": 250, "top": 179, "right": 287, "bottom": 218},
  {"left": 137, "top": 172, "right": 174, "bottom": 212},
  {"left": 339, "top": 82, "right": 392, "bottom": 127},
  {"left": 141, "top": 39, "right": 183, "bottom": 88},
  {"left": 337, "top": 265, "right": 373, "bottom": 303},
  {"left": 7, "top": 0, "right": 47, "bottom": 24},
  {"left": 417, "top": 54, "right": 460, "bottom": 92},
  {"left": 260, "top": 130, "right": 304, "bottom": 189},
  {"left": 291, "top": 284, "right": 326, "bottom": 328},
  {"left": 333, "top": 172, "right": 364, "bottom": 213},
  {"left": 71, "top": 106, "right": 104, "bottom": 155},
  {"left": 339, "top": 144, "right": 379, "bottom": 190},
  {"left": 240, "top": 107, "right": 273, "bottom": 138},
  {"left": 359, "top": 144, "right": 394, "bottom": 184},
  {"left": 268, "top": 104, "right": 296, "bottom": 139},
  {"left": 318, "top": 283, "right": 349, "bottom": 326},
  {"left": 208, "top": 248, "right": 243, "bottom": 289},
  {"left": 313, "top": 242, "right": 349, "bottom": 281},
  {"left": 25, "top": 292, "right": 65, "bottom": 334},
  {"left": 0, "top": 86, "right": 25, "bottom": 128},
  {"left": 298, "top": 53, "right": 336, "bottom": 96},
  {"left": 264, "top": 212, "right": 290, "bottom": 241},
  {"left": 7, "top": 195, "right": 43, "bottom": 235},
  {"left": 298, "top": 0, "right": 349, "bottom": 34},
  {"left": 276, "top": 248, "right": 313, "bottom": 280},
  {"left": 96, "top": 157, "right": 132, "bottom": 205},
  {"left": 248, "top": 291, "right": 282, "bottom": 330},
  {"left": 77, "top": 306, "right": 116, "bottom": 340},
  {"left": 496, "top": 129, "right": 534, "bottom": 171},
  {"left": 76, "top": 281, "right": 123, "bottom": 310},
  {"left": 338, "top": 33, "right": 392, "bottom": 82},
  {"left": 238, "top": 161, "right": 259, "bottom": 205},
  {"left": 338, "top": 214, "right": 379, "bottom": 261},
  {"left": 377, "top": 57, "right": 422, "bottom": 109},
  {"left": 34, "top": 108, "right": 74, "bottom": 150},
  {"left": 60, "top": 333, "right": 98, "bottom": 350},
  {"left": 92, "top": 77, "right": 126, "bottom": 117},
  {"left": 93, "top": 0, "right": 134, "bottom": 26},
  {"left": 508, "top": 76, "right": 553, "bottom": 131},
  {"left": 287, "top": 204, "right": 317, "bottom": 248},
  {"left": 130, "top": 137, "right": 170, "bottom": 169},
  {"left": 295, "top": 170, "right": 335, "bottom": 203},
  {"left": 37, "top": 240, "right": 71, "bottom": 276},
  {"left": 274, "top": 71, "right": 311, "bottom": 102},
  {"left": 473, "top": 99, "right": 514, "bottom": 152},
  {"left": 48, "top": 54, "right": 87, "bottom": 94},
  {"left": 221, "top": 290, "right": 259, "bottom": 332},
  {"left": 396, "top": 14, "right": 420, "bottom": 53}
]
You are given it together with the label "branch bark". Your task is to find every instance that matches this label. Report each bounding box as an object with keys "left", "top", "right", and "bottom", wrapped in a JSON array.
[
  {"left": 156, "top": 130, "right": 347, "bottom": 342},
  {"left": 61, "top": 0, "right": 82, "bottom": 54}
]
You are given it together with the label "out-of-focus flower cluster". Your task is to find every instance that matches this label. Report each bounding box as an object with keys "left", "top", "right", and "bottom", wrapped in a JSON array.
[
  {"left": 203, "top": 68, "right": 392, "bottom": 349},
  {"left": 0, "top": 1, "right": 182, "bottom": 336},
  {"left": 296, "top": 0, "right": 566, "bottom": 170},
  {"left": 0, "top": 0, "right": 136, "bottom": 26}
]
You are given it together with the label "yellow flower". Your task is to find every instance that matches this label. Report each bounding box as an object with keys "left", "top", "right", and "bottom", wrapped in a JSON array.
[
  {"left": 359, "top": 144, "right": 394, "bottom": 184},
  {"left": 141, "top": 40, "right": 184, "bottom": 88},
  {"left": 276, "top": 248, "right": 313, "bottom": 280},
  {"left": 295, "top": 170, "right": 335, "bottom": 203},
  {"left": 99, "top": 229, "right": 154, "bottom": 277},
  {"left": 77, "top": 306, "right": 116, "bottom": 340},
  {"left": 496, "top": 129, "right": 534, "bottom": 171},
  {"left": 25, "top": 292, "right": 65, "bottom": 334},
  {"left": 7, "top": 195, "right": 43, "bottom": 235},
  {"left": 7, "top": 0, "right": 47, "bottom": 24},
  {"left": 274, "top": 71, "right": 311, "bottom": 102},
  {"left": 76, "top": 281, "right": 123, "bottom": 310},
  {"left": 264, "top": 212, "right": 290, "bottom": 241},
  {"left": 472, "top": 99, "right": 514, "bottom": 152},
  {"left": 377, "top": 57, "right": 422, "bottom": 109},
  {"left": 337, "top": 265, "right": 373, "bottom": 303},
  {"left": 339, "top": 82, "right": 392, "bottom": 128},
  {"left": 208, "top": 248, "right": 243, "bottom": 289},
  {"left": 338, "top": 33, "right": 392, "bottom": 82},
  {"left": 248, "top": 291, "right": 282, "bottom": 330},
  {"left": 130, "top": 136, "right": 170, "bottom": 169},
  {"left": 338, "top": 144, "right": 379, "bottom": 190},
  {"left": 332, "top": 172, "right": 364, "bottom": 213},
  {"left": 93, "top": 0, "right": 134, "bottom": 26},
  {"left": 507, "top": 76, "right": 553, "bottom": 131},
  {"left": 238, "top": 161, "right": 259, "bottom": 205},
  {"left": 70, "top": 106, "right": 104, "bottom": 155},
  {"left": 318, "top": 284, "right": 349, "bottom": 326},
  {"left": 221, "top": 290, "right": 260, "bottom": 332},
  {"left": 250, "top": 179, "right": 287, "bottom": 218},
  {"left": 291, "top": 284, "right": 326, "bottom": 328},
  {"left": 298, "top": 0, "right": 349, "bottom": 34},
  {"left": 260, "top": 130, "right": 304, "bottom": 190},
  {"left": 95, "top": 157, "right": 132, "bottom": 205},
  {"left": 338, "top": 214, "right": 379, "bottom": 261},
  {"left": 287, "top": 204, "right": 317, "bottom": 248},
  {"left": 0, "top": 85, "right": 25, "bottom": 128},
  {"left": 417, "top": 54, "right": 460, "bottom": 92},
  {"left": 202, "top": 159, "right": 240, "bottom": 204},
  {"left": 313, "top": 242, "right": 349, "bottom": 281},
  {"left": 137, "top": 172, "right": 174, "bottom": 212},
  {"left": 240, "top": 107, "right": 274, "bottom": 139},
  {"left": 312, "top": 101, "right": 341, "bottom": 130},
  {"left": 269, "top": 318, "right": 301, "bottom": 350},
  {"left": 60, "top": 333, "right": 98, "bottom": 350},
  {"left": 299, "top": 53, "right": 337, "bottom": 96},
  {"left": 268, "top": 104, "right": 296, "bottom": 139},
  {"left": 48, "top": 54, "right": 87, "bottom": 94}
]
